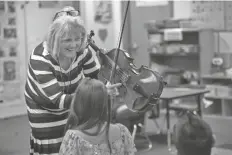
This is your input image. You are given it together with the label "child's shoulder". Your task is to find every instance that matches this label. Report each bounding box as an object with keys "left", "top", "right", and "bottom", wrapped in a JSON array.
[
  {"left": 64, "top": 129, "right": 81, "bottom": 140},
  {"left": 114, "top": 123, "right": 128, "bottom": 130},
  {"left": 113, "top": 123, "right": 130, "bottom": 135}
]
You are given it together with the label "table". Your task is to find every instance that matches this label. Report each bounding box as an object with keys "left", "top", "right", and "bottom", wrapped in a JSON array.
[{"left": 160, "top": 87, "right": 210, "bottom": 151}]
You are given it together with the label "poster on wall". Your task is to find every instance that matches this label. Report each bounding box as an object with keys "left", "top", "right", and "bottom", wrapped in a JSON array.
[
  {"left": 3, "top": 27, "right": 17, "bottom": 39},
  {"left": 0, "top": 60, "right": 3, "bottom": 82},
  {"left": 0, "top": 1, "right": 21, "bottom": 103},
  {"left": 8, "top": 17, "right": 16, "bottom": 26},
  {"left": 9, "top": 46, "right": 17, "bottom": 57},
  {"left": 38, "top": 1, "right": 59, "bottom": 8},
  {"left": 7, "top": 1, "right": 15, "bottom": 13},
  {"left": 3, "top": 60, "right": 16, "bottom": 81},
  {"left": 94, "top": 1, "right": 112, "bottom": 25},
  {"left": 0, "top": 1, "right": 5, "bottom": 13},
  {"left": 0, "top": 47, "right": 5, "bottom": 57},
  {"left": 1, "top": 59, "right": 20, "bottom": 101},
  {"left": 98, "top": 28, "right": 108, "bottom": 42},
  {"left": 136, "top": 0, "right": 168, "bottom": 7}
]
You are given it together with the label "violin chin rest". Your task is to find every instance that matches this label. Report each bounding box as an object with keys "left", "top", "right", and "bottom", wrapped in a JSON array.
[
  {"left": 115, "top": 104, "right": 143, "bottom": 120},
  {"left": 131, "top": 97, "right": 154, "bottom": 112}
]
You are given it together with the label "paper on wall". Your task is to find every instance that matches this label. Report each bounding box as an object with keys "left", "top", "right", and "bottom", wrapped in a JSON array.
[
  {"left": 135, "top": 0, "right": 168, "bottom": 7},
  {"left": 164, "top": 28, "right": 183, "bottom": 41}
]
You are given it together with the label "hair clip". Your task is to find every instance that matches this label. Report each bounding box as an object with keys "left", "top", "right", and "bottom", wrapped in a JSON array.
[{"left": 53, "top": 10, "right": 80, "bottom": 21}]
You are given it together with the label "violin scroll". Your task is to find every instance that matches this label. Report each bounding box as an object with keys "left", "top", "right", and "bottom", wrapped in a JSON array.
[{"left": 87, "top": 30, "right": 101, "bottom": 53}]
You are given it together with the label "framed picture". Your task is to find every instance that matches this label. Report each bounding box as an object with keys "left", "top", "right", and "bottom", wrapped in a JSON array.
[
  {"left": 0, "top": 1, "right": 5, "bottom": 13},
  {"left": 94, "top": 1, "right": 112, "bottom": 25},
  {"left": 3, "top": 60, "right": 16, "bottom": 81},
  {"left": 7, "top": 1, "right": 15, "bottom": 13},
  {"left": 0, "top": 60, "right": 3, "bottom": 82},
  {"left": 8, "top": 17, "right": 16, "bottom": 26},
  {"left": 0, "top": 47, "right": 5, "bottom": 57},
  {"left": 38, "top": 1, "right": 59, "bottom": 8},
  {"left": 3, "top": 28, "right": 17, "bottom": 39},
  {"left": 9, "top": 46, "right": 17, "bottom": 57}
]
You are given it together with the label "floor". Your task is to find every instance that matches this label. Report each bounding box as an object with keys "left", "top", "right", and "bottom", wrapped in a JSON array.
[{"left": 1, "top": 113, "right": 232, "bottom": 155}]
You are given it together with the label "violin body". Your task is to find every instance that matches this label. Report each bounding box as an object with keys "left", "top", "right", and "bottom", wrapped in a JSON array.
[
  {"left": 98, "top": 48, "right": 166, "bottom": 112},
  {"left": 87, "top": 30, "right": 166, "bottom": 112}
]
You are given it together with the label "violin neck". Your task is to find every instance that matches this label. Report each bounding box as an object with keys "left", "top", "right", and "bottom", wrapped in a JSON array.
[{"left": 88, "top": 43, "right": 100, "bottom": 53}]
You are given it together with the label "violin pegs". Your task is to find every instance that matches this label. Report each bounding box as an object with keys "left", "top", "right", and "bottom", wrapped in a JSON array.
[{"left": 90, "top": 30, "right": 95, "bottom": 36}]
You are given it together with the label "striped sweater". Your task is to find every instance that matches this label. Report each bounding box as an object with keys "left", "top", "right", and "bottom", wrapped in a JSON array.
[{"left": 24, "top": 42, "right": 100, "bottom": 155}]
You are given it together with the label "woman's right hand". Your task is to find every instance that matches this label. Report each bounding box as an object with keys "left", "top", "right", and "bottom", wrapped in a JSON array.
[{"left": 106, "top": 82, "right": 121, "bottom": 97}]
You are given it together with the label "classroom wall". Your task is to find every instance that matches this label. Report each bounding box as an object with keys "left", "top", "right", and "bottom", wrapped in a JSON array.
[
  {"left": 0, "top": 1, "right": 77, "bottom": 108},
  {"left": 0, "top": 1, "right": 122, "bottom": 112},
  {"left": 81, "top": 1, "right": 122, "bottom": 49}
]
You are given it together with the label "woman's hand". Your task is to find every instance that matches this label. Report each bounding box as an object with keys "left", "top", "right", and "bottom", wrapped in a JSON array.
[
  {"left": 96, "top": 48, "right": 108, "bottom": 65},
  {"left": 106, "top": 82, "right": 122, "bottom": 97}
]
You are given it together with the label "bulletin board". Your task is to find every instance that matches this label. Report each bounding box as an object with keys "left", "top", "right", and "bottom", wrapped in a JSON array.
[
  {"left": 0, "top": 1, "right": 20, "bottom": 103},
  {"left": 224, "top": 1, "right": 232, "bottom": 30},
  {"left": 190, "top": 1, "right": 224, "bottom": 30}
]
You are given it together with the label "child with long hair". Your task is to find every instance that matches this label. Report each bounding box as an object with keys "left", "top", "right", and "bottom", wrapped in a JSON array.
[{"left": 59, "top": 78, "right": 137, "bottom": 155}]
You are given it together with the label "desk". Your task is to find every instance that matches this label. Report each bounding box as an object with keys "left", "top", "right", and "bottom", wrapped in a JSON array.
[{"left": 160, "top": 87, "right": 210, "bottom": 150}]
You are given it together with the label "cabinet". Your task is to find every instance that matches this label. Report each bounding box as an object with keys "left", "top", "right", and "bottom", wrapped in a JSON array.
[
  {"left": 147, "top": 28, "right": 215, "bottom": 85},
  {"left": 202, "top": 74, "right": 232, "bottom": 116},
  {"left": 146, "top": 27, "right": 232, "bottom": 116}
]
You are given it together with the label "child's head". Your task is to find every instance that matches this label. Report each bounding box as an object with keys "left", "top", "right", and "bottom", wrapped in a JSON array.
[
  {"left": 173, "top": 112, "right": 215, "bottom": 155},
  {"left": 66, "top": 78, "right": 109, "bottom": 131}
]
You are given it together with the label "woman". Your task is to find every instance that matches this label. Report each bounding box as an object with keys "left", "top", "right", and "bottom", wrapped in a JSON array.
[
  {"left": 24, "top": 12, "right": 101, "bottom": 154},
  {"left": 59, "top": 78, "right": 137, "bottom": 155}
]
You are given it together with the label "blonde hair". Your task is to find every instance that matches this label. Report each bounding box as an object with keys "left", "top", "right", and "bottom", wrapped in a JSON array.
[{"left": 46, "top": 15, "right": 86, "bottom": 59}]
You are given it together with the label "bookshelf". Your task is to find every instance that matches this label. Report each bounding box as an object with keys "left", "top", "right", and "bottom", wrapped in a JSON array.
[
  {"left": 146, "top": 27, "right": 232, "bottom": 116},
  {"left": 147, "top": 28, "right": 215, "bottom": 83}
]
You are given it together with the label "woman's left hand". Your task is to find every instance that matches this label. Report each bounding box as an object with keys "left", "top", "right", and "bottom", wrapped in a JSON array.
[
  {"left": 106, "top": 82, "right": 122, "bottom": 97},
  {"left": 96, "top": 48, "right": 108, "bottom": 65}
]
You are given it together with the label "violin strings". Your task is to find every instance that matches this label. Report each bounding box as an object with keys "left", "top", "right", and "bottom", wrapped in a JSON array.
[
  {"left": 104, "top": 54, "right": 126, "bottom": 77},
  {"left": 106, "top": 61, "right": 124, "bottom": 78},
  {"left": 107, "top": 62, "right": 127, "bottom": 80},
  {"left": 105, "top": 60, "right": 128, "bottom": 82}
]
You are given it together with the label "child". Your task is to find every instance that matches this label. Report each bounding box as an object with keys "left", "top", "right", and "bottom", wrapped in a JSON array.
[
  {"left": 173, "top": 112, "right": 215, "bottom": 155},
  {"left": 59, "top": 78, "right": 137, "bottom": 155}
]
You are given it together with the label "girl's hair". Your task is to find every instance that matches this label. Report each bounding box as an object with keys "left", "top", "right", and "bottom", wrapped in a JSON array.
[
  {"left": 45, "top": 15, "right": 86, "bottom": 60},
  {"left": 65, "top": 78, "right": 112, "bottom": 152},
  {"left": 173, "top": 112, "right": 214, "bottom": 155}
]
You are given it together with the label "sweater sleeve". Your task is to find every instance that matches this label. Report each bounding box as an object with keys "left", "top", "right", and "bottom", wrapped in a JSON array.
[
  {"left": 27, "top": 53, "right": 73, "bottom": 110},
  {"left": 82, "top": 48, "right": 100, "bottom": 79}
]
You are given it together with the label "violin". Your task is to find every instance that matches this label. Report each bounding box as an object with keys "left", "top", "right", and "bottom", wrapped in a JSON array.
[{"left": 87, "top": 30, "right": 166, "bottom": 112}]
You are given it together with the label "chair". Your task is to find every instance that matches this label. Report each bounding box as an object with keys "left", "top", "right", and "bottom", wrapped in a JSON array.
[
  {"left": 114, "top": 104, "right": 153, "bottom": 152},
  {"left": 169, "top": 100, "right": 199, "bottom": 116}
]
